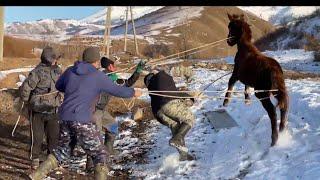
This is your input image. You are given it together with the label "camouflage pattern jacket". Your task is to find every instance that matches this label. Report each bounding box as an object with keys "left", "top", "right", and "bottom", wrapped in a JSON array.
[{"left": 20, "top": 63, "right": 63, "bottom": 113}]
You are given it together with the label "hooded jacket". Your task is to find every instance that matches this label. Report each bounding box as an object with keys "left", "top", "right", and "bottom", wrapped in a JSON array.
[
  {"left": 20, "top": 62, "right": 62, "bottom": 113},
  {"left": 56, "top": 61, "right": 134, "bottom": 123},
  {"left": 146, "top": 70, "right": 194, "bottom": 115}
]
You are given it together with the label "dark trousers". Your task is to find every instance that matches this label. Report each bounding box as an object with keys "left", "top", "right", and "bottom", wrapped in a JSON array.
[{"left": 31, "top": 112, "right": 59, "bottom": 159}]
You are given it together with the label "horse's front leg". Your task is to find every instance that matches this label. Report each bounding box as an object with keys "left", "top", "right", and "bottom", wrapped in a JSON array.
[
  {"left": 223, "top": 74, "right": 238, "bottom": 107},
  {"left": 244, "top": 85, "right": 251, "bottom": 105}
]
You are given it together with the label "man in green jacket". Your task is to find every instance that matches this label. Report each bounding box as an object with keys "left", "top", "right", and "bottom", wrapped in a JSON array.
[{"left": 95, "top": 57, "right": 146, "bottom": 155}]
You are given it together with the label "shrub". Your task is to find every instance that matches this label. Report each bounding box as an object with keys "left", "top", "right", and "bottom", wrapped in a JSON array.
[
  {"left": 143, "top": 43, "right": 171, "bottom": 58},
  {"left": 304, "top": 34, "right": 320, "bottom": 62},
  {"left": 254, "top": 27, "right": 290, "bottom": 51}
]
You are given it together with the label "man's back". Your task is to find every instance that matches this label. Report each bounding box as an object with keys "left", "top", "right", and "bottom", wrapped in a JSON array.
[
  {"left": 20, "top": 63, "right": 62, "bottom": 113},
  {"left": 56, "top": 61, "right": 134, "bottom": 123}
]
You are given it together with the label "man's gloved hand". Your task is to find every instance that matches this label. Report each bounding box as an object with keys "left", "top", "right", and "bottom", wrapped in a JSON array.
[{"left": 135, "top": 60, "right": 147, "bottom": 73}]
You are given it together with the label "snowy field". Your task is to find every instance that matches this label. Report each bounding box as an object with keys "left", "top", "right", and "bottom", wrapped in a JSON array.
[
  {"left": 225, "top": 49, "right": 320, "bottom": 74},
  {"left": 117, "top": 67, "right": 320, "bottom": 179},
  {"left": 1, "top": 49, "right": 319, "bottom": 179}
]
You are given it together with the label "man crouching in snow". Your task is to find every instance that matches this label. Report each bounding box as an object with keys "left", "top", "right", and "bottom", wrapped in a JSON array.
[{"left": 144, "top": 70, "right": 195, "bottom": 161}]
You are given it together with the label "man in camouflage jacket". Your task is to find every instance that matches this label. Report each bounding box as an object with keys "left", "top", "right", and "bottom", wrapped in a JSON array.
[
  {"left": 20, "top": 46, "right": 62, "bottom": 169},
  {"left": 144, "top": 70, "right": 196, "bottom": 161},
  {"left": 95, "top": 57, "right": 145, "bottom": 155}
]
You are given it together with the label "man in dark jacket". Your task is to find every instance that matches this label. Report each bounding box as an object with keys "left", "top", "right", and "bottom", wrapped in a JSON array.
[
  {"left": 20, "top": 46, "right": 62, "bottom": 170},
  {"left": 29, "top": 47, "right": 142, "bottom": 180},
  {"left": 95, "top": 57, "right": 145, "bottom": 155},
  {"left": 144, "top": 70, "right": 195, "bottom": 161}
]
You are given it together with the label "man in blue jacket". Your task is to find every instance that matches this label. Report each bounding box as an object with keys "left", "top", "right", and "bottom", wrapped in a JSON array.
[{"left": 29, "top": 47, "right": 142, "bottom": 180}]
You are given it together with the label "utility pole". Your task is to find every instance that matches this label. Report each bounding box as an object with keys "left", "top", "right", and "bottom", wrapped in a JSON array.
[
  {"left": 102, "top": 7, "right": 112, "bottom": 58},
  {"left": 124, "top": 6, "right": 129, "bottom": 52},
  {"left": 0, "top": 7, "right": 4, "bottom": 62},
  {"left": 130, "top": 6, "right": 139, "bottom": 56}
]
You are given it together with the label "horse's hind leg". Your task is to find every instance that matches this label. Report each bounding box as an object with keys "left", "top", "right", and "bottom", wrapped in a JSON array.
[
  {"left": 279, "top": 108, "right": 288, "bottom": 132},
  {"left": 244, "top": 85, "right": 251, "bottom": 105},
  {"left": 256, "top": 93, "right": 278, "bottom": 146},
  {"left": 275, "top": 91, "right": 289, "bottom": 132}
]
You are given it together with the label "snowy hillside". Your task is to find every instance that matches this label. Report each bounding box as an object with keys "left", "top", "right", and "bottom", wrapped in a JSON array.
[
  {"left": 238, "top": 6, "right": 319, "bottom": 25},
  {"left": 5, "top": 19, "right": 104, "bottom": 36},
  {"left": 112, "top": 49, "right": 320, "bottom": 179},
  {"left": 254, "top": 9, "right": 320, "bottom": 51},
  {"left": 80, "top": 6, "right": 163, "bottom": 25},
  {"left": 89, "top": 6, "right": 204, "bottom": 37},
  {"left": 4, "top": 7, "right": 163, "bottom": 42}
]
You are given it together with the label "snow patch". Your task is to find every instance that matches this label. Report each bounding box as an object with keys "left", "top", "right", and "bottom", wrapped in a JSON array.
[
  {"left": 238, "top": 6, "right": 320, "bottom": 25},
  {"left": 225, "top": 49, "right": 320, "bottom": 74}
]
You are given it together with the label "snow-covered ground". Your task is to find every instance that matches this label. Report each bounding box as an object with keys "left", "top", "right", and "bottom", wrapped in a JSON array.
[
  {"left": 0, "top": 67, "right": 34, "bottom": 75},
  {"left": 108, "top": 49, "right": 320, "bottom": 179},
  {"left": 123, "top": 67, "right": 320, "bottom": 179},
  {"left": 225, "top": 49, "right": 320, "bottom": 74}
]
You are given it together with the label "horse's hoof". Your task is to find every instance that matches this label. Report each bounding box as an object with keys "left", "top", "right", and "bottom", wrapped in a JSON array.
[
  {"left": 244, "top": 99, "right": 251, "bottom": 105},
  {"left": 271, "top": 135, "right": 278, "bottom": 146},
  {"left": 271, "top": 141, "right": 276, "bottom": 147},
  {"left": 223, "top": 100, "right": 229, "bottom": 107},
  {"left": 279, "top": 122, "right": 288, "bottom": 132}
]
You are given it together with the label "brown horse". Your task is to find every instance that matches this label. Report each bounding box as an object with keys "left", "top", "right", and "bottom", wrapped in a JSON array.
[{"left": 223, "top": 14, "right": 289, "bottom": 146}]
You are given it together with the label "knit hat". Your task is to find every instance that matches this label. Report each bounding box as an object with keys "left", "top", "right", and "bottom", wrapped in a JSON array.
[
  {"left": 101, "top": 57, "right": 114, "bottom": 68},
  {"left": 41, "top": 46, "right": 58, "bottom": 65},
  {"left": 82, "top": 47, "right": 101, "bottom": 63}
]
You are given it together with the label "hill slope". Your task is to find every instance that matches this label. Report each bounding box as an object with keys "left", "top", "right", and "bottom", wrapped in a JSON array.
[{"left": 105, "top": 6, "right": 274, "bottom": 58}]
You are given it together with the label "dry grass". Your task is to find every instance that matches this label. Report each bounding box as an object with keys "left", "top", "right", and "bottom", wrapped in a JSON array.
[{"left": 150, "top": 6, "right": 275, "bottom": 59}]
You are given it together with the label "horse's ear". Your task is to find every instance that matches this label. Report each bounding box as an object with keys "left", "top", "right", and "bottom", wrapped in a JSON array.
[
  {"left": 227, "top": 13, "right": 233, "bottom": 21},
  {"left": 240, "top": 14, "right": 245, "bottom": 21}
]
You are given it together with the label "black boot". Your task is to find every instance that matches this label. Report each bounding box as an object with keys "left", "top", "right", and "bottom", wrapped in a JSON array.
[
  {"left": 169, "top": 123, "right": 191, "bottom": 153},
  {"left": 86, "top": 156, "right": 94, "bottom": 174},
  {"left": 170, "top": 124, "right": 185, "bottom": 147},
  {"left": 104, "top": 131, "right": 119, "bottom": 155},
  {"left": 178, "top": 149, "right": 195, "bottom": 161}
]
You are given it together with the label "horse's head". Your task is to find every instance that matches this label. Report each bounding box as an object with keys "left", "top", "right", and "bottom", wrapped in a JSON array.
[{"left": 226, "top": 13, "right": 252, "bottom": 46}]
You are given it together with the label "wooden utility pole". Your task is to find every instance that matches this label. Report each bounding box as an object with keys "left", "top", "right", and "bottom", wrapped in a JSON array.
[
  {"left": 130, "top": 6, "right": 139, "bottom": 56},
  {"left": 102, "top": 7, "right": 112, "bottom": 58},
  {"left": 124, "top": 6, "right": 129, "bottom": 52},
  {"left": 0, "top": 7, "right": 4, "bottom": 62}
]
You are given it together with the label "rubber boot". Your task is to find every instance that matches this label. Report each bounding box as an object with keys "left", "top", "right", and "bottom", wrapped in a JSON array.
[
  {"left": 169, "top": 123, "right": 191, "bottom": 153},
  {"left": 94, "top": 163, "right": 109, "bottom": 180},
  {"left": 31, "top": 158, "right": 40, "bottom": 170},
  {"left": 170, "top": 124, "right": 185, "bottom": 146},
  {"left": 86, "top": 156, "right": 95, "bottom": 174},
  {"left": 29, "top": 154, "right": 58, "bottom": 180},
  {"left": 104, "top": 131, "right": 119, "bottom": 155},
  {"left": 178, "top": 150, "right": 195, "bottom": 161}
]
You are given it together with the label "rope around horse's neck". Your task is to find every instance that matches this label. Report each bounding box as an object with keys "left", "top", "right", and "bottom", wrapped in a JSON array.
[{"left": 107, "top": 37, "right": 233, "bottom": 75}]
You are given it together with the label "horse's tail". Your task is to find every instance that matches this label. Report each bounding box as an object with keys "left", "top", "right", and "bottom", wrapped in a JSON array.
[{"left": 271, "top": 70, "right": 289, "bottom": 110}]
